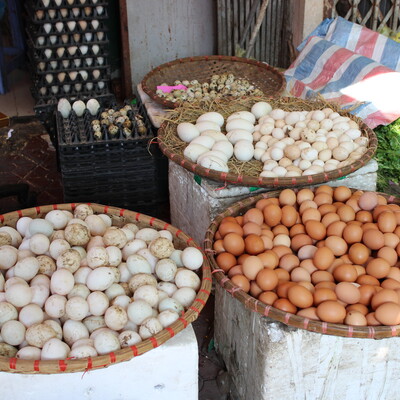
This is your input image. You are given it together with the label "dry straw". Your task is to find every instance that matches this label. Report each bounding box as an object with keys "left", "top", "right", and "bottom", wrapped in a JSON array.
[
  {"left": 141, "top": 55, "right": 285, "bottom": 109},
  {"left": 0, "top": 203, "right": 212, "bottom": 374},
  {"left": 204, "top": 188, "right": 400, "bottom": 339},
  {"left": 158, "top": 97, "right": 377, "bottom": 188}
]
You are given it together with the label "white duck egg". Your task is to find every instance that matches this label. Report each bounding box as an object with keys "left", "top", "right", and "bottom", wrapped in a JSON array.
[
  {"left": 200, "top": 130, "right": 229, "bottom": 142},
  {"left": 196, "top": 112, "right": 224, "bottom": 127},
  {"left": 225, "top": 118, "right": 254, "bottom": 133},
  {"left": 183, "top": 144, "right": 209, "bottom": 163},
  {"left": 251, "top": 101, "right": 272, "bottom": 119},
  {"left": 227, "top": 111, "right": 256, "bottom": 124},
  {"left": 190, "top": 135, "right": 215, "bottom": 149},
  {"left": 226, "top": 129, "right": 253, "bottom": 144},
  {"left": 233, "top": 140, "right": 254, "bottom": 161},
  {"left": 195, "top": 121, "right": 221, "bottom": 133},
  {"left": 177, "top": 122, "right": 200, "bottom": 143}
]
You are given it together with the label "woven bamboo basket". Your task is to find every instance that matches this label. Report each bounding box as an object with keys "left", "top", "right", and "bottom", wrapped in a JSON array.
[
  {"left": 204, "top": 188, "right": 400, "bottom": 339},
  {"left": 158, "top": 97, "right": 377, "bottom": 189},
  {"left": 141, "top": 55, "right": 285, "bottom": 109},
  {"left": 0, "top": 203, "right": 212, "bottom": 374}
]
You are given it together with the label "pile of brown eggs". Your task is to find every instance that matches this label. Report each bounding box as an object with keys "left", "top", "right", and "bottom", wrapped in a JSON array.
[{"left": 213, "top": 186, "right": 400, "bottom": 326}]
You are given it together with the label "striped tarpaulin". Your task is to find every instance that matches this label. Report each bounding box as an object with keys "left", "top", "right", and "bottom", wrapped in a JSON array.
[{"left": 285, "top": 17, "right": 400, "bottom": 128}]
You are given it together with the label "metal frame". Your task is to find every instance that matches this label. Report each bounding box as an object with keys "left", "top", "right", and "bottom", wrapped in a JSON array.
[{"left": 326, "top": 0, "right": 400, "bottom": 31}]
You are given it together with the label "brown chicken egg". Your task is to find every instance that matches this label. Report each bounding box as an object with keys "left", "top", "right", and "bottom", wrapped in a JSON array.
[
  {"left": 245, "top": 234, "right": 265, "bottom": 255},
  {"left": 228, "top": 265, "right": 243, "bottom": 278},
  {"left": 275, "top": 268, "right": 290, "bottom": 281},
  {"left": 348, "top": 243, "right": 370, "bottom": 265},
  {"left": 255, "top": 198, "right": 273, "bottom": 210},
  {"left": 256, "top": 268, "right": 279, "bottom": 291},
  {"left": 375, "top": 302, "right": 400, "bottom": 325},
  {"left": 342, "top": 224, "right": 363, "bottom": 244},
  {"left": 223, "top": 233, "right": 245, "bottom": 256},
  {"left": 300, "top": 259, "right": 318, "bottom": 274},
  {"left": 333, "top": 264, "right": 358, "bottom": 282},
  {"left": 313, "top": 246, "right": 335, "bottom": 270},
  {"left": 216, "top": 252, "right": 237, "bottom": 272},
  {"left": 272, "top": 225, "right": 290, "bottom": 236},
  {"left": 297, "top": 245, "right": 318, "bottom": 261},
  {"left": 219, "top": 221, "right": 244, "bottom": 238},
  {"left": 305, "top": 220, "right": 326, "bottom": 240},
  {"left": 371, "top": 288, "right": 399, "bottom": 310},
  {"left": 356, "top": 275, "right": 380, "bottom": 286},
  {"left": 325, "top": 236, "right": 348, "bottom": 256},
  {"left": 288, "top": 285, "right": 313, "bottom": 308},
  {"left": 250, "top": 281, "right": 263, "bottom": 298},
  {"left": 263, "top": 204, "right": 282, "bottom": 227},
  {"left": 356, "top": 210, "right": 373, "bottom": 223},
  {"left": 276, "top": 281, "right": 297, "bottom": 298},
  {"left": 290, "top": 224, "right": 306, "bottom": 237},
  {"left": 346, "top": 303, "right": 369, "bottom": 315},
  {"left": 258, "top": 291, "right": 278, "bottom": 305},
  {"left": 377, "top": 247, "right": 398, "bottom": 266},
  {"left": 291, "top": 267, "right": 311, "bottom": 282},
  {"left": 257, "top": 250, "right": 279, "bottom": 269},
  {"left": 242, "top": 256, "right": 264, "bottom": 280},
  {"left": 231, "top": 275, "right": 250, "bottom": 292},
  {"left": 272, "top": 245, "right": 292, "bottom": 259},
  {"left": 314, "top": 287, "right": 337, "bottom": 306},
  {"left": 243, "top": 208, "right": 264, "bottom": 225},
  {"left": 281, "top": 205, "right": 298, "bottom": 227},
  {"left": 333, "top": 186, "right": 352, "bottom": 202},
  {"left": 358, "top": 192, "right": 379, "bottom": 211},
  {"left": 279, "top": 254, "right": 300, "bottom": 272},
  {"left": 366, "top": 257, "right": 391, "bottom": 279},
  {"left": 365, "top": 312, "right": 381, "bottom": 326},
  {"left": 316, "top": 300, "right": 346, "bottom": 323},
  {"left": 384, "top": 233, "right": 400, "bottom": 248},
  {"left": 299, "top": 200, "right": 318, "bottom": 215},
  {"left": 321, "top": 212, "right": 341, "bottom": 228},
  {"left": 291, "top": 234, "right": 313, "bottom": 252},
  {"left": 243, "top": 222, "right": 262, "bottom": 237},
  {"left": 297, "top": 188, "right": 314, "bottom": 204},
  {"left": 377, "top": 212, "right": 397, "bottom": 233},
  {"left": 326, "top": 221, "right": 346, "bottom": 237},
  {"left": 279, "top": 189, "right": 297, "bottom": 206},
  {"left": 345, "top": 311, "right": 367, "bottom": 326},
  {"left": 335, "top": 282, "right": 360, "bottom": 304},
  {"left": 213, "top": 239, "right": 226, "bottom": 253},
  {"left": 301, "top": 207, "right": 321, "bottom": 222},
  {"left": 311, "top": 270, "right": 335, "bottom": 285},
  {"left": 273, "top": 298, "right": 297, "bottom": 313},
  {"left": 297, "top": 307, "right": 320, "bottom": 320},
  {"left": 337, "top": 205, "right": 356, "bottom": 222}
]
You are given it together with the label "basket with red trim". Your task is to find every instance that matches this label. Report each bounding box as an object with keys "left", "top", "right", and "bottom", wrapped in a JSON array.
[
  {"left": 157, "top": 97, "right": 377, "bottom": 189},
  {"left": 204, "top": 188, "right": 400, "bottom": 339},
  {"left": 141, "top": 55, "right": 284, "bottom": 109},
  {"left": 0, "top": 203, "right": 211, "bottom": 373}
]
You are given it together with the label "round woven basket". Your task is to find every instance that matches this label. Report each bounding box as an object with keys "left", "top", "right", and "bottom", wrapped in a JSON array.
[
  {"left": 141, "top": 55, "right": 285, "bottom": 109},
  {"left": 0, "top": 203, "right": 212, "bottom": 374},
  {"left": 204, "top": 188, "right": 400, "bottom": 339},
  {"left": 158, "top": 97, "right": 377, "bottom": 189}
]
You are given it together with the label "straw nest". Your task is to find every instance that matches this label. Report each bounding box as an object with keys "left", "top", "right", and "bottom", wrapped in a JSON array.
[{"left": 159, "top": 96, "right": 370, "bottom": 179}]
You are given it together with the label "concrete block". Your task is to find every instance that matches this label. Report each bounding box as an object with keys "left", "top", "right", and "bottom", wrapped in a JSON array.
[
  {"left": 0, "top": 325, "right": 198, "bottom": 400},
  {"left": 214, "top": 284, "right": 400, "bottom": 400}
]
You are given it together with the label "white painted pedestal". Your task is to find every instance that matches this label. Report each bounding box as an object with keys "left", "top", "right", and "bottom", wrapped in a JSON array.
[
  {"left": 215, "top": 285, "right": 400, "bottom": 400},
  {"left": 0, "top": 325, "right": 198, "bottom": 400}
]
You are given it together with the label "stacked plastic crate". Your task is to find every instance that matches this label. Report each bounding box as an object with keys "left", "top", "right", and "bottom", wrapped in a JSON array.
[
  {"left": 56, "top": 98, "right": 169, "bottom": 218},
  {"left": 25, "top": 0, "right": 112, "bottom": 139}
]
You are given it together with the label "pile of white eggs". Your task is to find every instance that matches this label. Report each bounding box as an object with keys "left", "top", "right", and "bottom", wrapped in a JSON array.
[
  {"left": 0, "top": 205, "right": 203, "bottom": 361},
  {"left": 176, "top": 102, "right": 369, "bottom": 178}
]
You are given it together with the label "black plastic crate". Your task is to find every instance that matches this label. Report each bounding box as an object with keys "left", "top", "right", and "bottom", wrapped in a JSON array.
[{"left": 28, "top": 0, "right": 108, "bottom": 11}]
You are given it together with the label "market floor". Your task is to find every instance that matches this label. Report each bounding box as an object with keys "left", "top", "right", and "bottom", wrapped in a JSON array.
[{"left": 0, "top": 118, "right": 228, "bottom": 400}]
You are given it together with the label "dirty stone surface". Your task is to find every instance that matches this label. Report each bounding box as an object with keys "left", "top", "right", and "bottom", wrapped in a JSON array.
[{"left": 0, "top": 118, "right": 228, "bottom": 400}]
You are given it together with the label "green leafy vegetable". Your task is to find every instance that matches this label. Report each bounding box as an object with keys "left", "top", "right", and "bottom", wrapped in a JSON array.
[{"left": 374, "top": 119, "right": 400, "bottom": 194}]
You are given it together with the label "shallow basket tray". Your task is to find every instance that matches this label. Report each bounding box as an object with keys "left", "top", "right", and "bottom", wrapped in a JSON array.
[
  {"left": 141, "top": 55, "right": 285, "bottom": 109},
  {"left": 158, "top": 97, "right": 377, "bottom": 189},
  {"left": 0, "top": 203, "right": 212, "bottom": 374},
  {"left": 204, "top": 188, "right": 400, "bottom": 339}
]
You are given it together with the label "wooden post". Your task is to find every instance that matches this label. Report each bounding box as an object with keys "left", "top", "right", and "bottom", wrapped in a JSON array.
[{"left": 118, "top": 0, "right": 133, "bottom": 100}]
